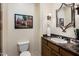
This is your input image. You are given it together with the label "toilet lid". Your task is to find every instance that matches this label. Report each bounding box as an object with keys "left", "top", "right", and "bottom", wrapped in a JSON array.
[{"left": 20, "top": 51, "right": 31, "bottom": 56}]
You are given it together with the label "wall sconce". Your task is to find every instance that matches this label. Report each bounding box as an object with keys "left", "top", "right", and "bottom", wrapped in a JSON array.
[
  {"left": 47, "top": 13, "right": 51, "bottom": 20},
  {"left": 74, "top": 3, "right": 79, "bottom": 15},
  {"left": 76, "top": 6, "right": 79, "bottom": 14}
]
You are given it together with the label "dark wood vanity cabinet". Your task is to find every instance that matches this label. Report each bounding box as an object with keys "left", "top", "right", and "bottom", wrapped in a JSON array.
[
  {"left": 41, "top": 38, "right": 60, "bottom": 56},
  {"left": 60, "top": 48, "right": 74, "bottom": 56},
  {"left": 48, "top": 41, "right": 60, "bottom": 56},
  {"left": 42, "top": 44, "right": 51, "bottom": 56},
  {"left": 42, "top": 38, "right": 51, "bottom": 56},
  {"left": 41, "top": 37, "right": 78, "bottom": 56}
]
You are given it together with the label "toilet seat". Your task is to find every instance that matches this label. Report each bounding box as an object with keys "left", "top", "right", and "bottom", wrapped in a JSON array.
[{"left": 20, "top": 51, "right": 31, "bottom": 56}]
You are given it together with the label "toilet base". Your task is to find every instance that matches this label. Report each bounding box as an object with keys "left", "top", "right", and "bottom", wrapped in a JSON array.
[{"left": 20, "top": 51, "right": 31, "bottom": 56}]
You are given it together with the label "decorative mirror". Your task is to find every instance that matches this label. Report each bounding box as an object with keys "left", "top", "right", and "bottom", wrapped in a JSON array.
[{"left": 56, "top": 3, "right": 75, "bottom": 32}]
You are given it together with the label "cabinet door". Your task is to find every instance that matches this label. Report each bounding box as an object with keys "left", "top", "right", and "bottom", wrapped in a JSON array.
[
  {"left": 51, "top": 50, "right": 60, "bottom": 56},
  {"left": 42, "top": 44, "right": 51, "bottom": 56},
  {"left": 60, "top": 48, "right": 74, "bottom": 56},
  {"left": 48, "top": 42, "right": 59, "bottom": 52}
]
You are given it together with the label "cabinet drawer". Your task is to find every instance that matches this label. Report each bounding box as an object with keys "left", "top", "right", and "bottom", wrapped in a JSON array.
[
  {"left": 42, "top": 44, "right": 51, "bottom": 56},
  {"left": 42, "top": 39, "right": 47, "bottom": 45},
  {"left": 60, "top": 48, "right": 74, "bottom": 56},
  {"left": 48, "top": 42, "right": 59, "bottom": 52},
  {"left": 51, "top": 50, "right": 60, "bottom": 56}
]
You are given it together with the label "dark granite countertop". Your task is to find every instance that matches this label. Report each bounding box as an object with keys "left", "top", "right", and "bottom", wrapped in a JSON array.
[{"left": 42, "top": 36, "right": 79, "bottom": 55}]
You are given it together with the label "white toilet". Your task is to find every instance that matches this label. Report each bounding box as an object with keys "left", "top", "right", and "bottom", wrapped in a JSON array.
[{"left": 17, "top": 41, "right": 31, "bottom": 56}]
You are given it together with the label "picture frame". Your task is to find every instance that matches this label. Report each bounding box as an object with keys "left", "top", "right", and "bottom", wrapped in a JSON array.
[{"left": 15, "top": 14, "right": 33, "bottom": 29}]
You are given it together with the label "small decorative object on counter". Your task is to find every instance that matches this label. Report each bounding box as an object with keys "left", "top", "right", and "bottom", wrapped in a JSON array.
[
  {"left": 47, "top": 27, "right": 51, "bottom": 36},
  {"left": 47, "top": 13, "right": 51, "bottom": 36}
]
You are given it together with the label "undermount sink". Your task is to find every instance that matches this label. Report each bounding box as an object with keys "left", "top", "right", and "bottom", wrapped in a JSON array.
[{"left": 51, "top": 38, "right": 67, "bottom": 43}]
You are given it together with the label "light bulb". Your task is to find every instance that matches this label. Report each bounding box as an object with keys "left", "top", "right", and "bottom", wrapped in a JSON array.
[{"left": 48, "top": 13, "right": 52, "bottom": 16}]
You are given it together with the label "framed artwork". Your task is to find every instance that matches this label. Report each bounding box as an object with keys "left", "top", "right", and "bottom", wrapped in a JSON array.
[{"left": 15, "top": 14, "right": 33, "bottom": 29}]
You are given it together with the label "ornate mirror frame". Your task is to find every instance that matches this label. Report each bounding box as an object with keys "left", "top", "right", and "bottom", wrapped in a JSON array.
[{"left": 56, "top": 3, "right": 75, "bottom": 32}]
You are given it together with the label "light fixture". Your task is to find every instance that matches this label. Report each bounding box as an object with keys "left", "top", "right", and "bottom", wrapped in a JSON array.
[
  {"left": 47, "top": 13, "right": 51, "bottom": 20},
  {"left": 76, "top": 6, "right": 79, "bottom": 14},
  {"left": 75, "top": 3, "right": 79, "bottom": 15}
]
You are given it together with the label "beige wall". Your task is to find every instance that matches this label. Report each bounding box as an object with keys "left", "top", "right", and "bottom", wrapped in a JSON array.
[
  {"left": 2, "top": 3, "right": 41, "bottom": 56},
  {"left": 40, "top": 3, "right": 53, "bottom": 36},
  {"left": 2, "top": 4, "right": 8, "bottom": 54}
]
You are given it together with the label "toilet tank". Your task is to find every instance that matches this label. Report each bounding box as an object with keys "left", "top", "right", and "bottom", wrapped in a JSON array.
[{"left": 17, "top": 41, "right": 29, "bottom": 52}]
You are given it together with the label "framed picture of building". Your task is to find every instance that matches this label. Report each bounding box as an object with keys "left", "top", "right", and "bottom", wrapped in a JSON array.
[{"left": 15, "top": 14, "right": 33, "bottom": 29}]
